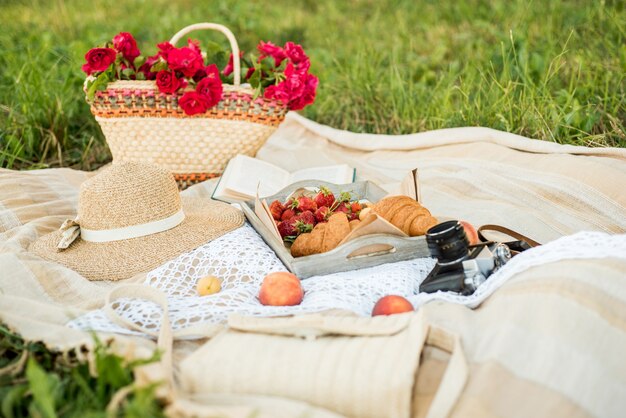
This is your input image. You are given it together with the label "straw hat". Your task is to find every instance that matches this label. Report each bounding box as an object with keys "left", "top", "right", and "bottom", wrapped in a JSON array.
[{"left": 30, "top": 162, "right": 244, "bottom": 281}]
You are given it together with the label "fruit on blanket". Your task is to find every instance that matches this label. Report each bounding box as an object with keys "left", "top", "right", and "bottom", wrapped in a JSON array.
[
  {"left": 459, "top": 220, "right": 479, "bottom": 245},
  {"left": 372, "top": 295, "right": 414, "bottom": 316},
  {"left": 269, "top": 200, "right": 285, "bottom": 221},
  {"left": 197, "top": 275, "right": 222, "bottom": 296},
  {"left": 259, "top": 272, "right": 304, "bottom": 306},
  {"left": 314, "top": 186, "right": 335, "bottom": 208}
]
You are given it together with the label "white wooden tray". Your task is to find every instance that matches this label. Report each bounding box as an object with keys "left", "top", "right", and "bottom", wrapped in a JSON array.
[{"left": 238, "top": 180, "right": 430, "bottom": 278}]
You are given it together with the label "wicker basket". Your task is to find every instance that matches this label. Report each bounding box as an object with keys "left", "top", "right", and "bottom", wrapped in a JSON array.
[{"left": 88, "top": 23, "right": 288, "bottom": 189}]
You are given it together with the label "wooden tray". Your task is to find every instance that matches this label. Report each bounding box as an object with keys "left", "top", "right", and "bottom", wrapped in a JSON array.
[{"left": 239, "top": 180, "right": 430, "bottom": 278}]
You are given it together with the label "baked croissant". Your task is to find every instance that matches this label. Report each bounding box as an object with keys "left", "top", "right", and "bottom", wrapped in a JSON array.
[
  {"left": 291, "top": 213, "right": 352, "bottom": 257},
  {"left": 372, "top": 196, "right": 437, "bottom": 236}
]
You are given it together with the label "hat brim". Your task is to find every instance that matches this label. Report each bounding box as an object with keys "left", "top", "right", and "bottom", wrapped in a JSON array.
[{"left": 29, "top": 197, "right": 245, "bottom": 281}]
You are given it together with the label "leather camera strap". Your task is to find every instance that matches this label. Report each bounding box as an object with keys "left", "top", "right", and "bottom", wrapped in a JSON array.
[{"left": 478, "top": 224, "right": 541, "bottom": 248}]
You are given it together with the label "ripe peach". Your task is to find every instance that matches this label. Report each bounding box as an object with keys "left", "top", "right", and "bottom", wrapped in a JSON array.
[
  {"left": 197, "top": 275, "right": 222, "bottom": 296},
  {"left": 372, "top": 295, "right": 414, "bottom": 316},
  {"left": 259, "top": 272, "right": 304, "bottom": 306},
  {"left": 459, "top": 220, "right": 480, "bottom": 245}
]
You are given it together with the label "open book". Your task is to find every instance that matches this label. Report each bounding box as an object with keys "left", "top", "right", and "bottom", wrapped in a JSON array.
[{"left": 212, "top": 155, "right": 356, "bottom": 202}]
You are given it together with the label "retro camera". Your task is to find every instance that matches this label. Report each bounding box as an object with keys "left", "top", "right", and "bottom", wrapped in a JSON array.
[{"left": 419, "top": 220, "right": 512, "bottom": 295}]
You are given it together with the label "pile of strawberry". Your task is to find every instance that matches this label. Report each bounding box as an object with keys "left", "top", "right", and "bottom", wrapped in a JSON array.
[{"left": 270, "top": 187, "right": 363, "bottom": 242}]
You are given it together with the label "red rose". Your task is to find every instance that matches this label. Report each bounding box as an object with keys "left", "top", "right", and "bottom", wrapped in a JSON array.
[
  {"left": 284, "top": 42, "right": 308, "bottom": 66},
  {"left": 178, "top": 91, "right": 211, "bottom": 115},
  {"left": 195, "top": 65, "right": 223, "bottom": 107},
  {"left": 288, "top": 73, "right": 318, "bottom": 111},
  {"left": 187, "top": 38, "right": 202, "bottom": 55},
  {"left": 258, "top": 41, "right": 287, "bottom": 66},
  {"left": 244, "top": 67, "right": 255, "bottom": 80},
  {"left": 113, "top": 32, "right": 140, "bottom": 62},
  {"left": 167, "top": 46, "right": 204, "bottom": 78},
  {"left": 222, "top": 52, "right": 243, "bottom": 76},
  {"left": 156, "top": 70, "right": 185, "bottom": 94},
  {"left": 81, "top": 47, "right": 117, "bottom": 74},
  {"left": 157, "top": 41, "right": 174, "bottom": 60},
  {"left": 139, "top": 54, "right": 160, "bottom": 80}
]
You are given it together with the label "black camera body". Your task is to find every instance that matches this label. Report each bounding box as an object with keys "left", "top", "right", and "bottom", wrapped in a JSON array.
[{"left": 419, "top": 220, "right": 511, "bottom": 295}]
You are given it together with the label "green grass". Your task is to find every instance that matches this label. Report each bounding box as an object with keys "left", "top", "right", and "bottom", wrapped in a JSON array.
[{"left": 0, "top": 0, "right": 625, "bottom": 170}]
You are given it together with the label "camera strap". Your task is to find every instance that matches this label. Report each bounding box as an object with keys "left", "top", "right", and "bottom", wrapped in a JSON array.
[{"left": 477, "top": 224, "right": 541, "bottom": 255}]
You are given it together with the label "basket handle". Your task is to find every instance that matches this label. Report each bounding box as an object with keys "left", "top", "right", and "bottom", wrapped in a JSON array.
[{"left": 169, "top": 23, "right": 241, "bottom": 86}]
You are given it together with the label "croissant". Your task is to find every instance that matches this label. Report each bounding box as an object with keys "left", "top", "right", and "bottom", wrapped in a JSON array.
[
  {"left": 372, "top": 196, "right": 437, "bottom": 236},
  {"left": 291, "top": 213, "right": 352, "bottom": 257}
]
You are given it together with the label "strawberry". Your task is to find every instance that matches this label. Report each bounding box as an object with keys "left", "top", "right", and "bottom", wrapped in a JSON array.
[
  {"left": 297, "top": 210, "right": 316, "bottom": 226},
  {"left": 348, "top": 201, "right": 362, "bottom": 220},
  {"left": 269, "top": 200, "right": 285, "bottom": 221},
  {"left": 314, "top": 186, "right": 335, "bottom": 209},
  {"left": 281, "top": 208, "right": 296, "bottom": 221},
  {"left": 334, "top": 202, "right": 350, "bottom": 214},
  {"left": 314, "top": 206, "right": 331, "bottom": 223},
  {"left": 290, "top": 196, "right": 317, "bottom": 213},
  {"left": 277, "top": 219, "right": 297, "bottom": 238}
]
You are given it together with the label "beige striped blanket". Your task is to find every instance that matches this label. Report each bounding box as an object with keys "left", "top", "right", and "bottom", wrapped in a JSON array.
[{"left": 1, "top": 113, "right": 625, "bottom": 417}]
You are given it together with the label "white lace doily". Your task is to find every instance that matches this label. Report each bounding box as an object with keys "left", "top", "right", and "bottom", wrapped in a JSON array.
[{"left": 68, "top": 223, "right": 626, "bottom": 339}]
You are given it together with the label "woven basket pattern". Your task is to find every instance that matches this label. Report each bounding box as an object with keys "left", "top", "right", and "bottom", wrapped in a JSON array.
[{"left": 90, "top": 81, "right": 287, "bottom": 189}]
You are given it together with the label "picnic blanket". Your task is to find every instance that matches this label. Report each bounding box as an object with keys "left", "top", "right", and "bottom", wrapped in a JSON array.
[{"left": 1, "top": 112, "right": 626, "bottom": 417}]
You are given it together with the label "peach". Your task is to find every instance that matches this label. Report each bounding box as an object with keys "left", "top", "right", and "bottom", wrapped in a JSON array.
[
  {"left": 197, "top": 275, "right": 222, "bottom": 296},
  {"left": 372, "top": 295, "right": 414, "bottom": 316},
  {"left": 259, "top": 272, "right": 304, "bottom": 306},
  {"left": 459, "top": 220, "right": 480, "bottom": 245}
]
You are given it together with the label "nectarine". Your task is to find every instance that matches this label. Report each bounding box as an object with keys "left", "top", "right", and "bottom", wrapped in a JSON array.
[
  {"left": 197, "top": 275, "right": 222, "bottom": 296},
  {"left": 259, "top": 272, "right": 304, "bottom": 306},
  {"left": 372, "top": 295, "right": 414, "bottom": 316},
  {"left": 459, "top": 220, "right": 480, "bottom": 245}
]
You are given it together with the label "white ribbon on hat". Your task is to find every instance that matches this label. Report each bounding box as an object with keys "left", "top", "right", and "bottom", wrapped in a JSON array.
[{"left": 57, "top": 209, "right": 185, "bottom": 249}]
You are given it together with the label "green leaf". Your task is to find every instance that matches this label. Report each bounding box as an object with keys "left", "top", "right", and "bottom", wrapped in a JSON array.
[
  {"left": 203, "top": 40, "right": 228, "bottom": 69},
  {"left": 133, "top": 55, "right": 145, "bottom": 68},
  {"left": 86, "top": 72, "right": 110, "bottom": 101},
  {"left": 1, "top": 384, "right": 29, "bottom": 418},
  {"left": 26, "top": 358, "right": 59, "bottom": 418},
  {"left": 150, "top": 60, "right": 167, "bottom": 73},
  {"left": 248, "top": 68, "right": 260, "bottom": 88},
  {"left": 136, "top": 71, "right": 146, "bottom": 80},
  {"left": 121, "top": 68, "right": 134, "bottom": 80}
]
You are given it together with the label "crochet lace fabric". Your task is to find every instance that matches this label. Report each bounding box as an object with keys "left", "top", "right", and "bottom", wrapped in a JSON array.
[{"left": 67, "top": 223, "right": 626, "bottom": 339}]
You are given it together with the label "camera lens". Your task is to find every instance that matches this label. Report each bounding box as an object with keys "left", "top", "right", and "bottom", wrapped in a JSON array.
[{"left": 426, "top": 220, "right": 470, "bottom": 265}]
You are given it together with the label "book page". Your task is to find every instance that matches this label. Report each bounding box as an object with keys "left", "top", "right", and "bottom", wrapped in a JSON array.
[
  {"left": 289, "top": 164, "right": 354, "bottom": 185},
  {"left": 224, "top": 155, "right": 291, "bottom": 199},
  {"left": 399, "top": 168, "right": 421, "bottom": 203}
]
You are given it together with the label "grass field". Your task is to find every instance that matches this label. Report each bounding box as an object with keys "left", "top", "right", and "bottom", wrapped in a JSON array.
[{"left": 0, "top": 0, "right": 624, "bottom": 171}]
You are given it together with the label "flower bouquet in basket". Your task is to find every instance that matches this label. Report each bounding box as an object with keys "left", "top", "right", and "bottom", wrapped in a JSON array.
[{"left": 82, "top": 23, "right": 318, "bottom": 188}]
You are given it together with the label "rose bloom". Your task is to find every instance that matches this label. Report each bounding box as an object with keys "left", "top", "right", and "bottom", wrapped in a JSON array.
[
  {"left": 156, "top": 70, "right": 186, "bottom": 94},
  {"left": 81, "top": 47, "right": 117, "bottom": 74},
  {"left": 222, "top": 52, "right": 243, "bottom": 76},
  {"left": 195, "top": 65, "right": 223, "bottom": 107},
  {"left": 167, "top": 46, "right": 204, "bottom": 78},
  {"left": 157, "top": 41, "right": 175, "bottom": 60},
  {"left": 266, "top": 62, "right": 305, "bottom": 101},
  {"left": 284, "top": 42, "right": 308, "bottom": 66},
  {"left": 178, "top": 91, "right": 211, "bottom": 115},
  {"left": 288, "top": 73, "right": 319, "bottom": 111},
  {"left": 258, "top": 41, "right": 287, "bottom": 66},
  {"left": 113, "top": 32, "right": 140, "bottom": 62}
]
